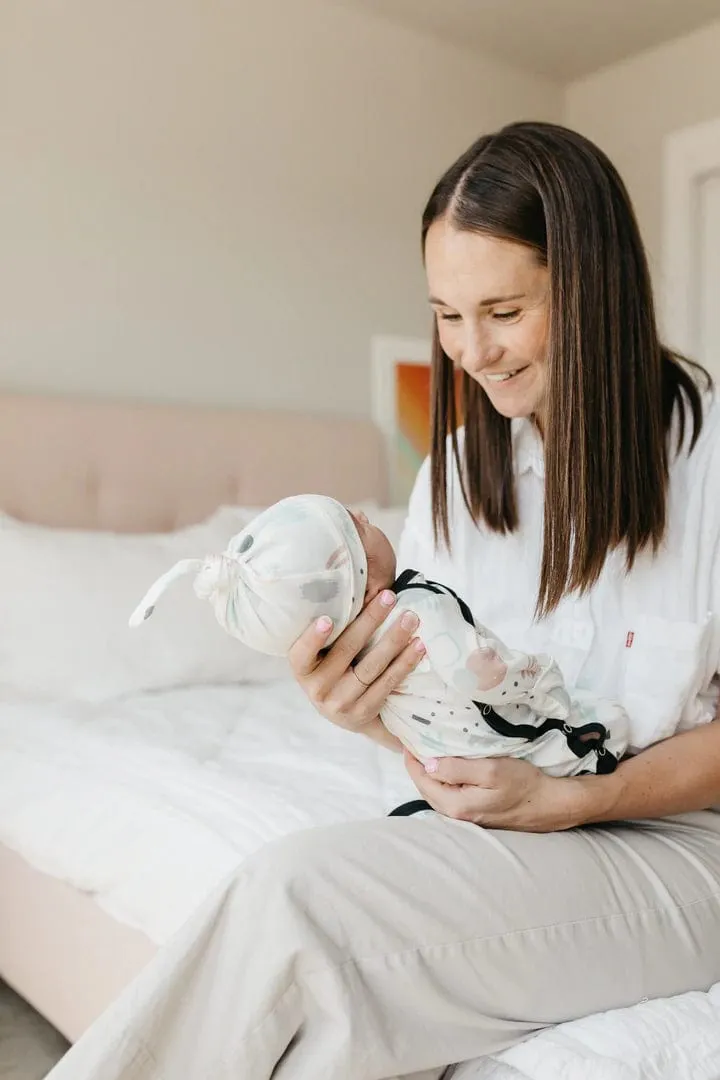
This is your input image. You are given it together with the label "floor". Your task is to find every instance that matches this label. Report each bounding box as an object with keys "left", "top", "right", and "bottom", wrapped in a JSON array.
[{"left": 0, "top": 982, "right": 68, "bottom": 1080}]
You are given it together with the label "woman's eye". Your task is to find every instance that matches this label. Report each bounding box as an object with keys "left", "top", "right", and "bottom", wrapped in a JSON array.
[
  {"left": 438, "top": 312, "right": 461, "bottom": 323},
  {"left": 492, "top": 309, "right": 521, "bottom": 322}
]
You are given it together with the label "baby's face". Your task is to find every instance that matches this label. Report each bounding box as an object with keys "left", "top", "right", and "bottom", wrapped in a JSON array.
[{"left": 349, "top": 510, "right": 397, "bottom": 602}]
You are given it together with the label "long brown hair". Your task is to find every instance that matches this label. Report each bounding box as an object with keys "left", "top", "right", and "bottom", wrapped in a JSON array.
[{"left": 423, "top": 121, "right": 710, "bottom": 617}]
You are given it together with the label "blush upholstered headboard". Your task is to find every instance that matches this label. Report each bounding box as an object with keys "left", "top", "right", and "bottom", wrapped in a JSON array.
[{"left": 0, "top": 393, "right": 389, "bottom": 531}]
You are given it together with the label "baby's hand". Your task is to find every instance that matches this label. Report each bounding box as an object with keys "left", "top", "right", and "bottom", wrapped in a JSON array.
[{"left": 464, "top": 647, "right": 508, "bottom": 692}]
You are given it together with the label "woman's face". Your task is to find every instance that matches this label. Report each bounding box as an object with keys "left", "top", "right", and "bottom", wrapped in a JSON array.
[{"left": 424, "top": 218, "right": 550, "bottom": 424}]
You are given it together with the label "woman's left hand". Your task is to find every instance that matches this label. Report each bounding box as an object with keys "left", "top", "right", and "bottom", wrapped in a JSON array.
[{"left": 403, "top": 751, "right": 584, "bottom": 832}]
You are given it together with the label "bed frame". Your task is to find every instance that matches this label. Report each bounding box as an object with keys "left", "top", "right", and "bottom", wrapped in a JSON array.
[{"left": 0, "top": 392, "right": 389, "bottom": 1042}]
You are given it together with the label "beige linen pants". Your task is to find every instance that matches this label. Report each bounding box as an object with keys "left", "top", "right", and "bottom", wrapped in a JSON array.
[{"left": 47, "top": 810, "right": 720, "bottom": 1080}]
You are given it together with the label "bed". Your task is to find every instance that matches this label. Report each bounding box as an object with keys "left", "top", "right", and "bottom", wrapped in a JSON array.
[
  {"left": 0, "top": 392, "right": 410, "bottom": 1041},
  {"left": 1, "top": 392, "right": 719, "bottom": 1080}
]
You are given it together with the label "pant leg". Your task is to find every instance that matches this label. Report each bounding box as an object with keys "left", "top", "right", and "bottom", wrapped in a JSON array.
[{"left": 47, "top": 811, "right": 720, "bottom": 1080}]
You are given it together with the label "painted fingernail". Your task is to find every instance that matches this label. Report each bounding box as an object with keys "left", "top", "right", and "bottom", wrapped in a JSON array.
[
  {"left": 316, "top": 616, "right": 333, "bottom": 633},
  {"left": 380, "top": 590, "right": 396, "bottom": 607},
  {"left": 401, "top": 611, "right": 419, "bottom": 631},
  {"left": 424, "top": 758, "right": 439, "bottom": 774},
  {"left": 413, "top": 638, "right": 426, "bottom": 654}
]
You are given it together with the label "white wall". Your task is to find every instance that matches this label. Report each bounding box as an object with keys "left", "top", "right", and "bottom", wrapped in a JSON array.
[
  {"left": 0, "top": 0, "right": 561, "bottom": 415},
  {"left": 565, "top": 18, "right": 720, "bottom": 295}
]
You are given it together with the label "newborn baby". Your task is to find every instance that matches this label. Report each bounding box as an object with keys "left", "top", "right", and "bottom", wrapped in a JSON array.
[{"left": 130, "top": 494, "right": 629, "bottom": 777}]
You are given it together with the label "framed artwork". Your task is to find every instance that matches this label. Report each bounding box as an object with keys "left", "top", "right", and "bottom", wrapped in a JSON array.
[
  {"left": 371, "top": 335, "right": 463, "bottom": 505},
  {"left": 371, "top": 336, "right": 431, "bottom": 505}
]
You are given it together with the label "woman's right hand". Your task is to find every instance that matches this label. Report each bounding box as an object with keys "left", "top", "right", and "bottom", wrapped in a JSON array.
[{"left": 288, "top": 589, "right": 426, "bottom": 734}]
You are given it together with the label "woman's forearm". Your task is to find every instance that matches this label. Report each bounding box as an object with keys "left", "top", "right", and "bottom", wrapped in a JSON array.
[{"left": 571, "top": 719, "right": 720, "bottom": 825}]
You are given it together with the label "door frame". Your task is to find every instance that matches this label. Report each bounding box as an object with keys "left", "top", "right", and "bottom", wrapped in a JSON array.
[{"left": 663, "top": 116, "right": 720, "bottom": 357}]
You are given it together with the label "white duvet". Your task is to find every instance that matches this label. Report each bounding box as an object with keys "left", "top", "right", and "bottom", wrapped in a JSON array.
[
  {"left": 1, "top": 681, "right": 719, "bottom": 1079},
  {"left": 0, "top": 682, "right": 420, "bottom": 942}
]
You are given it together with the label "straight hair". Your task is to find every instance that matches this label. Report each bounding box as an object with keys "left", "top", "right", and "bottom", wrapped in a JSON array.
[{"left": 423, "top": 122, "right": 710, "bottom": 617}]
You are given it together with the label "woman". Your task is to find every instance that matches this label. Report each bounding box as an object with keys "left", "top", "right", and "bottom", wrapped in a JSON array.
[{"left": 49, "top": 122, "right": 720, "bottom": 1080}]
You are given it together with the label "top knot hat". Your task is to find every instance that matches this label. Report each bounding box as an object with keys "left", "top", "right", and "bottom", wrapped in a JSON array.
[{"left": 129, "top": 495, "right": 368, "bottom": 655}]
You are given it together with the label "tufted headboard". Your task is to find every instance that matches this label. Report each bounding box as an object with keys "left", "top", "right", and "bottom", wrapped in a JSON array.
[{"left": 0, "top": 393, "right": 389, "bottom": 532}]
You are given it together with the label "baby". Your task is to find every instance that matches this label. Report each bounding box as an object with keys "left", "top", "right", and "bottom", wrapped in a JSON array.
[{"left": 130, "top": 494, "right": 629, "bottom": 779}]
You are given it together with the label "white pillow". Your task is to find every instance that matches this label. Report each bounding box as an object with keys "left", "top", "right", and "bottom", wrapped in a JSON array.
[{"left": 0, "top": 507, "right": 289, "bottom": 703}]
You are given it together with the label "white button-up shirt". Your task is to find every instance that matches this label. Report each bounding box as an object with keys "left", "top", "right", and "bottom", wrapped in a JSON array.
[{"left": 398, "top": 390, "right": 720, "bottom": 753}]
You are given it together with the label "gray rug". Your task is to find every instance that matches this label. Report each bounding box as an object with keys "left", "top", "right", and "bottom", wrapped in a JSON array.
[{"left": 0, "top": 982, "right": 68, "bottom": 1080}]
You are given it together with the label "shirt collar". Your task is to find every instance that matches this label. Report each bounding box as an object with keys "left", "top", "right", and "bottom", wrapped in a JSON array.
[{"left": 512, "top": 417, "right": 544, "bottom": 478}]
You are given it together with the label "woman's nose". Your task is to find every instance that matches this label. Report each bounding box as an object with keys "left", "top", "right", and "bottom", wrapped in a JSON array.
[{"left": 461, "top": 330, "right": 503, "bottom": 376}]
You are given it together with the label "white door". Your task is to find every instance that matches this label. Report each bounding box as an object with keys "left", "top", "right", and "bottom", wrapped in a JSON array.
[
  {"left": 698, "top": 172, "right": 720, "bottom": 373},
  {"left": 663, "top": 117, "right": 720, "bottom": 378}
]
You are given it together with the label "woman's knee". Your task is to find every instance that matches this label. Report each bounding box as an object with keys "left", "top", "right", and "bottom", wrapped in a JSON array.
[
  {"left": 231, "top": 823, "right": 372, "bottom": 960},
  {"left": 238, "top": 822, "right": 362, "bottom": 917}
]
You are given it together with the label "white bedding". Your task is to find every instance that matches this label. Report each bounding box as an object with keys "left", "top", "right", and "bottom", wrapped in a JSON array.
[
  {"left": 1, "top": 681, "right": 719, "bottom": 1079},
  {"left": 452, "top": 982, "right": 720, "bottom": 1079},
  {"left": 0, "top": 680, "right": 418, "bottom": 942}
]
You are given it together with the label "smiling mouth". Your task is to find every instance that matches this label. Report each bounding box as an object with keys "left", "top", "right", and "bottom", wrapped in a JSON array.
[{"left": 485, "top": 366, "right": 529, "bottom": 384}]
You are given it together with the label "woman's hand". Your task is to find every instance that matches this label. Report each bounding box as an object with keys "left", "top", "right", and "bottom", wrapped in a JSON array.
[
  {"left": 404, "top": 752, "right": 584, "bottom": 832},
  {"left": 288, "top": 589, "right": 426, "bottom": 737}
]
